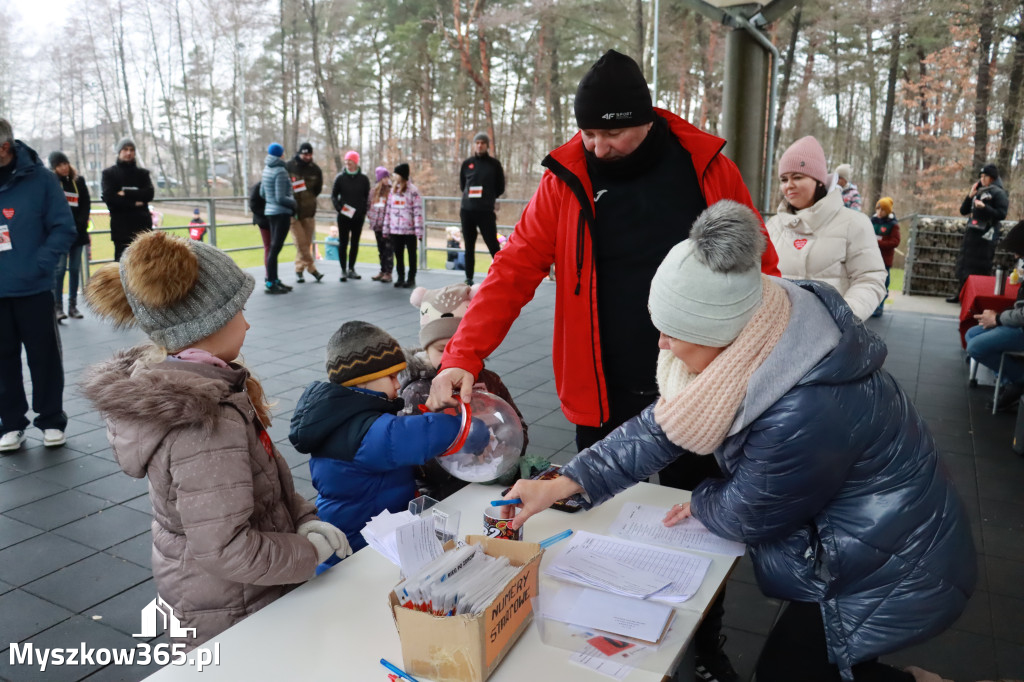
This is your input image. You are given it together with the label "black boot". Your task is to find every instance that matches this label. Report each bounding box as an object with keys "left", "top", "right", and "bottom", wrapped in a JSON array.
[
  {"left": 55, "top": 302, "right": 67, "bottom": 322},
  {"left": 394, "top": 273, "right": 406, "bottom": 288},
  {"left": 402, "top": 273, "right": 416, "bottom": 289},
  {"left": 67, "top": 302, "right": 83, "bottom": 319}
]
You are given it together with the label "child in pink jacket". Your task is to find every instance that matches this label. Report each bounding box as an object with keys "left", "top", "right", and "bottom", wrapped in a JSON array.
[{"left": 382, "top": 162, "right": 423, "bottom": 289}]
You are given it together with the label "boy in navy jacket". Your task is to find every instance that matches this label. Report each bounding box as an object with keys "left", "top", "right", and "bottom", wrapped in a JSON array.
[{"left": 289, "top": 321, "right": 488, "bottom": 572}]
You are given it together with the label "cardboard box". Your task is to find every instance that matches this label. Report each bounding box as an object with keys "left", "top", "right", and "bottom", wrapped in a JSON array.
[{"left": 389, "top": 535, "right": 543, "bottom": 682}]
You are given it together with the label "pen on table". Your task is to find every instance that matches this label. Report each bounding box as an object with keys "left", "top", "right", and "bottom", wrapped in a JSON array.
[
  {"left": 490, "top": 498, "right": 522, "bottom": 507},
  {"left": 380, "top": 658, "right": 420, "bottom": 682},
  {"left": 539, "top": 528, "right": 573, "bottom": 549}
]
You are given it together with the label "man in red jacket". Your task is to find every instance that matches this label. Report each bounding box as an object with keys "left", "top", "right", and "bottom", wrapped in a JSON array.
[{"left": 429, "top": 49, "right": 778, "bottom": 681}]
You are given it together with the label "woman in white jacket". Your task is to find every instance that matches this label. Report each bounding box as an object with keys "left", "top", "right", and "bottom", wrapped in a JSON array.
[{"left": 766, "top": 136, "right": 886, "bottom": 321}]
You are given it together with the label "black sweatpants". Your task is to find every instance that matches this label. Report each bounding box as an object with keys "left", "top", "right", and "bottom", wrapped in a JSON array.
[
  {"left": 337, "top": 214, "right": 365, "bottom": 271},
  {"left": 460, "top": 208, "right": 501, "bottom": 282},
  {"left": 391, "top": 234, "right": 418, "bottom": 280},
  {"left": 757, "top": 601, "right": 914, "bottom": 682},
  {"left": 266, "top": 214, "right": 292, "bottom": 282},
  {"left": 0, "top": 292, "right": 67, "bottom": 434},
  {"left": 575, "top": 384, "right": 726, "bottom": 658}
]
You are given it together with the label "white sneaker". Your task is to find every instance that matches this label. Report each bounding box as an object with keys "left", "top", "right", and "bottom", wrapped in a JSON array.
[
  {"left": 0, "top": 430, "right": 26, "bottom": 452},
  {"left": 42, "top": 429, "right": 66, "bottom": 447}
]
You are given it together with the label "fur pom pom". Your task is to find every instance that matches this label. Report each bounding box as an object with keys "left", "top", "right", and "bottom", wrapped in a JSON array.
[
  {"left": 409, "top": 286, "right": 427, "bottom": 307},
  {"left": 690, "top": 200, "right": 765, "bottom": 273},
  {"left": 85, "top": 264, "right": 136, "bottom": 327},
  {"left": 122, "top": 231, "right": 199, "bottom": 308}
]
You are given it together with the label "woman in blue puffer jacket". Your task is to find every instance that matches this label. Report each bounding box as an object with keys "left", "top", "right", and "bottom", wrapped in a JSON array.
[{"left": 506, "top": 201, "right": 975, "bottom": 682}]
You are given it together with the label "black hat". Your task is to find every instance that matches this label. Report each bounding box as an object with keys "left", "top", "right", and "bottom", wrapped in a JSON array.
[
  {"left": 574, "top": 50, "right": 654, "bottom": 130},
  {"left": 1001, "top": 220, "right": 1024, "bottom": 256},
  {"left": 298, "top": 141, "right": 313, "bottom": 154},
  {"left": 326, "top": 321, "right": 406, "bottom": 387},
  {"left": 393, "top": 163, "right": 410, "bottom": 180},
  {"left": 981, "top": 163, "right": 1000, "bottom": 180},
  {"left": 48, "top": 151, "right": 69, "bottom": 169}
]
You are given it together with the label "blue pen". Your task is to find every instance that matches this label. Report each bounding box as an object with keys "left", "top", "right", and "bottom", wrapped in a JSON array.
[
  {"left": 490, "top": 498, "right": 522, "bottom": 506},
  {"left": 539, "top": 529, "right": 573, "bottom": 549},
  {"left": 380, "top": 658, "right": 420, "bottom": 682}
]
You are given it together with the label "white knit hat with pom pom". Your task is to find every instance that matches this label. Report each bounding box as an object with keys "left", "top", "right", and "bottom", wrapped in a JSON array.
[{"left": 648, "top": 200, "right": 765, "bottom": 348}]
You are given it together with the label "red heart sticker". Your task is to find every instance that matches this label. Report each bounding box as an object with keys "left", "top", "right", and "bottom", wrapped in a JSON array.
[
  {"left": 468, "top": 163, "right": 474, "bottom": 169},
  {"left": 2, "top": 209, "right": 13, "bottom": 220},
  {"left": 793, "top": 238, "right": 808, "bottom": 250}
]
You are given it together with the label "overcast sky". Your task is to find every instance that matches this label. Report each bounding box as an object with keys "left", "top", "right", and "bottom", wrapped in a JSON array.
[{"left": 10, "top": 0, "right": 71, "bottom": 42}]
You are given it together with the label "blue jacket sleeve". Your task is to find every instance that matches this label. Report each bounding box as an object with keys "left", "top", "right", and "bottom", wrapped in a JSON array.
[
  {"left": 38, "top": 173, "right": 77, "bottom": 276},
  {"left": 559, "top": 405, "right": 681, "bottom": 507},
  {"left": 348, "top": 412, "right": 462, "bottom": 473},
  {"left": 276, "top": 170, "right": 297, "bottom": 211},
  {"left": 690, "top": 388, "right": 851, "bottom": 544}
]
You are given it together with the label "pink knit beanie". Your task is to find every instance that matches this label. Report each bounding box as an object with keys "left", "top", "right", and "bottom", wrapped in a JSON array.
[
  {"left": 778, "top": 136, "right": 828, "bottom": 186},
  {"left": 344, "top": 150, "right": 360, "bottom": 164}
]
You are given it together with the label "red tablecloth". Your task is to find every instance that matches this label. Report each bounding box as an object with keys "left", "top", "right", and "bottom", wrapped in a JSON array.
[{"left": 959, "top": 275, "right": 1020, "bottom": 347}]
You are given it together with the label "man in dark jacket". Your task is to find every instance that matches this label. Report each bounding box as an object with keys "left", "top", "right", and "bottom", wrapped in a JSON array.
[
  {"left": 949, "top": 163, "right": 1010, "bottom": 302},
  {"left": 285, "top": 142, "right": 324, "bottom": 283},
  {"left": 101, "top": 138, "right": 154, "bottom": 261},
  {"left": 429, "top": 50, "right": 780, "bottom": 682},
  {"left": 459, "top": 133, "right": 505, "bottom": 285},
  {"left": 330, "top": 151, "right": 370, "bottom": 282},
  {"left": 0, "top": 119, "right": 77, "bottom": 452}
]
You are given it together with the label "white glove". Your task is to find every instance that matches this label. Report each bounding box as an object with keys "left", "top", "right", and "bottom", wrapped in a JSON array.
[
  {"left": 307, "top": 533, "right": 334, "bottom": 564},
  {"left": 298, "top": 520, "right": 352, "bottom": 560}
]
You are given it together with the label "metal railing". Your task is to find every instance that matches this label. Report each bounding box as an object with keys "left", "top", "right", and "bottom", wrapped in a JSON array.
[{"left": 81, "top": 194, "right": 529, "bottom": 281}]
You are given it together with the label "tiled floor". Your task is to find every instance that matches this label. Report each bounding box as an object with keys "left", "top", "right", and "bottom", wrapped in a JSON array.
[{"left": 0, "top": 263, "right": 1021, "bottom": 681}]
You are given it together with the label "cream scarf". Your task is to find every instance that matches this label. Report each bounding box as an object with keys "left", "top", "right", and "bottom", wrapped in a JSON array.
[{"left": 654, "top": 278, "right": 791, "bottom": 454}]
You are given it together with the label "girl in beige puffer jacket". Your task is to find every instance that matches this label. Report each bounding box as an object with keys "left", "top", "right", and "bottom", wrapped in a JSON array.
[{"left": 82, "top": 231, "right": 350, "bottom": 649}]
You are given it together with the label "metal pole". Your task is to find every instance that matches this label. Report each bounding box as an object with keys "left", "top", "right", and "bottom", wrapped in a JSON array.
[
  {"left": 652, "top": 0, "right": 660, "bottom": 105},
  {"left": 208, "top": 198, "right": 217, "bottom": 247},
  {"left": 239, "top": 43, "right": 249, "bottom": 190},
  {"left": 420, "top": 199, "right": 429, "bottom": 270}
]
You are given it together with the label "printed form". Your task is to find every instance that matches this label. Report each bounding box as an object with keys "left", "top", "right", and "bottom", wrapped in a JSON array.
[
  {"left": 544, "top": 531, "right": 711, "bottom": 603},
  {"left": 609, "top": 503, "right": 746, "bottom": 557}
]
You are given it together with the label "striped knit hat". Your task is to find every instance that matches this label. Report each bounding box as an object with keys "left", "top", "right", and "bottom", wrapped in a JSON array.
[{"left": 326, "top": 321, "right": 407, "bottom": 387}]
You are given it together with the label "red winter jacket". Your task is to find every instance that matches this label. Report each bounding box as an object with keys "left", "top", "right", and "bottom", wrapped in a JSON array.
[{"left": 442, "top": 109, "right": 781, "bottom": 427}]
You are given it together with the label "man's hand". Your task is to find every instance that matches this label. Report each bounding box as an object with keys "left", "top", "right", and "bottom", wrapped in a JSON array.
[
  {"left": 975, "top": 198, "right": 986, "bottom": 208},
  {"left": 662, "top": 502, "right": 692, "bottom": 527},
  {"left": 505, "top": 477, "right": 583, "bottom": 531},
  {"left": 426, "top": 367, "right": 475, "bottom": 411},
  {"left": 970, "top": 182, "right": 980, "bottom": 198},
  {"left": 975, "top": 309, "right": 999, "bottom": 329},
  {"left": 117, "top": 190, "right": 125, "bottom": 196}
]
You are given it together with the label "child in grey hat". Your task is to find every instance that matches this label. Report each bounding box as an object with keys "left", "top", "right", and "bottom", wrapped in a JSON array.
[
  {"left": 82, "top": 230, "right": 350, "bottom": 649},
  {"left": 288, "top": 320, "right": 490, "bottom": 572}
]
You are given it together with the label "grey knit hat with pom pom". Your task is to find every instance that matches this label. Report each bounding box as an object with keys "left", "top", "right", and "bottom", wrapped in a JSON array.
[{"left": 648, "top": 200, "right": 765, "bottom": 347}]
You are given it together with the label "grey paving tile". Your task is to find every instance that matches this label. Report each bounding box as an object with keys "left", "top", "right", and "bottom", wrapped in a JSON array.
[
  {"left": 33, "top": 456, "right": 122, "bottom": 488},
  {"left": 106, "top": 533, "right": 153, "bottom": 569},
  {"left": 989, "top": 592, "right": 1024, "bottom": 645},
  {"left": 0, "top": 462, "right": 28, "bottom": 484},
  {"left": 721, "top": 580, "right": 782, "bottom": 637},
  {"left": 0, "top": 616, "right": 141, "bottom": 682},
  {"left": 994, "top": 638, "right": 1024, "bottom": 679},
  {"left": 84, "top": 579, "right": 158, "bottom": 638},
  {"left": 23, "top": 552, "right": 152, "bottom": 613},
  {"left": 982, "top": 525, "right": 1024, "bottom": 563},
  {"left": 0, "top": 513, "right": 44, "bottom": 550},
  {"left": 0, "top": 446, "right": 87, "bottom": 477},
  {"left": 0, "top": 475, "right": 70, "bottom": 513},
  {"left": 0, "top": 532, "right": 96, "bottom": 586},
  {"left": 519, "top": 424, "right": 574, "bottom": 452},
  {"left": 75, "top": 473, "right": 149, "bottom": 505},
  {"left": 0, "top": 589, "right": 73, "bottom": 649},
  {"left": 53, "top": 506, "right": 153, "bottom": 551},
  {"left": 63, "top": 430, "right": 120, "bottom": 456},
  {"left": 952, "top": 589, "right": 993, "bottom": 637},
  {"left": 986, "top": 555, "right": 1024, "bottom": 599},
  {"left": 121, "top": 495, "right": 152, "bottom": 516},
  {"left": 979, "top": 497, "right": 1024, "bottom": 531},
  {"left": 882, "top": 627, "right": 998, "bottom": 681},
  {"left": 4, "top": 490, "right": 113, "bottom": 531},
  {"left": 719, "top": 626, "right": 764, "bottom": 682}
]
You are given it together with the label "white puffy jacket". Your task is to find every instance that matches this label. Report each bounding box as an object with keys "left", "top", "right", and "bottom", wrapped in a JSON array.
[{"left": 766, "top": 188, "right": 887, "bottom": 321}]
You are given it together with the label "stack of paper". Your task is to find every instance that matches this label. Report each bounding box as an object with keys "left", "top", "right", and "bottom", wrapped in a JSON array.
[
  {"left": 608, "top": 503, "right": 746, "bottom": 557},
  {"left": 359, "top": 510, "right": 417, "bottom": 567},
  {"left": 543, "top": 586, "right": 674, "bottom": 644},
  {"left": 544, "top": 531, "right": 711, "bottom": 603}
]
